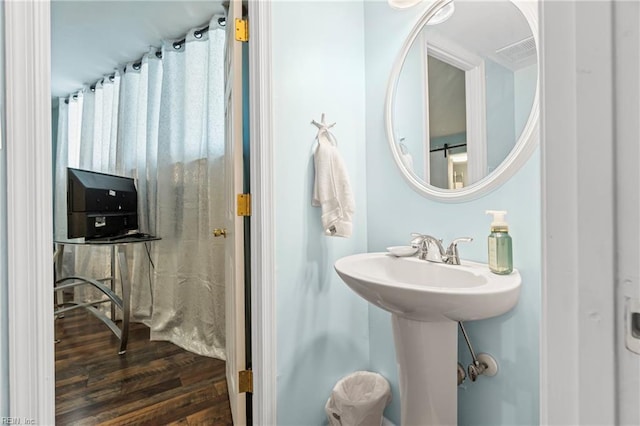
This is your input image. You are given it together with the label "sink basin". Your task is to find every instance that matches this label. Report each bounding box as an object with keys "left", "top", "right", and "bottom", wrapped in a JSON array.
[
  {"left": 334, "top": 252, "right": 521, "bottom": 322},
  {"left": 334, "top": 252, "right": 521, "bottom": 426}
]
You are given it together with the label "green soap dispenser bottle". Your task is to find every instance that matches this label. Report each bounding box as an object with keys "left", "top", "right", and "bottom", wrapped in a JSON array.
[{"left": 485, "top": 210, "right": 513, "bottom": 275}]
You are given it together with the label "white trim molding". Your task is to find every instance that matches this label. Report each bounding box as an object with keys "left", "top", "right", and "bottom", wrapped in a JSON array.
[
  {"left": 248, "top": 1, "right": 277, "bottom": 424},
  {"left": 0, "top": 0, "right": 8, "bottom": 417},
  {"left": 4, "top": 0, "right": 55, "bottom": 423},
  {"left": 613, "top": 1, "right": 640, "bottom": 424},
  {"left": 540, "top": 0, "right": 616, "bottom": 424}
]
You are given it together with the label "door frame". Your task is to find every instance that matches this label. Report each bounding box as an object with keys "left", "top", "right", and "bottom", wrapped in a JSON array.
[
  {"left": 539, "top": 0, "right": 616, "bottom": 424},
  {"left": 247, "top": 1, "right": 277, "bottom": 424},
  {"left": 4, "top": 0, "right": 56, "bottom": 421},
  {"left": 423, "top": 39, "right": 487, "bottom": 186},
  {"left": 3, "top": 0, "right": 277, "bottom": 424}
]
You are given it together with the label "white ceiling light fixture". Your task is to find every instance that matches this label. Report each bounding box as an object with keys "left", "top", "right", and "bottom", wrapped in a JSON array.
[
  {"left": 427, "top": 2, "right": 455, "bottom": 25},
  {"left": 388, "top": 0, "right": 424, "bottom": 10}
]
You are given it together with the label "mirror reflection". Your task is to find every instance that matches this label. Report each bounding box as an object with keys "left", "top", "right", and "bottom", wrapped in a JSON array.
[{"left": 393, "top": 0, "right": 537, "bottom": 190}]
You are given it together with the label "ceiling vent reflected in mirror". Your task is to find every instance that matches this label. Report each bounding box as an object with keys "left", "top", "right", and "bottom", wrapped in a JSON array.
[{"left": 495, "top": 36, "right": 536, "bottom": 69}]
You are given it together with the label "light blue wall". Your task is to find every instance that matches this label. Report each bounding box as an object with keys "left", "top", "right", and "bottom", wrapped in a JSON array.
[
  {"left": 515, "top": 64, "right": 538, "bottom": 140},
  {"left": 363, "top": 1, "right": 540, "bottom": 425},
  {"left": 272, "top": 2, "right": 371, "bottom": 424},
  {"left": 486, "top": 59, "right": 515, "bottom": 173},
  {"left": 487, "top": 60, "right": 538, "bottom": 174},
  {"left": 270, "top": 1, "right": 540, "bottom": 424},
  {"left": 395, "top": 37, "right": 426, "bottom": 179},
  {"left": 0, "top": 1, "right": 8, "bottom": 416}
]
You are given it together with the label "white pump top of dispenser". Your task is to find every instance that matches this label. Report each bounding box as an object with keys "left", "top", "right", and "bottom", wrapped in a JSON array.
[{"left": 486, "top": 210, "right": 509, "bottom": 231}]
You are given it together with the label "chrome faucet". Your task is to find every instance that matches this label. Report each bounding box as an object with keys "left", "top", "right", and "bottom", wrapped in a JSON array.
[
  {"left": 411, "top": 234, "right": 473, "bottom": 265},
  {"left": 411, "top": 234, "right": 447, "bottom": 262}
]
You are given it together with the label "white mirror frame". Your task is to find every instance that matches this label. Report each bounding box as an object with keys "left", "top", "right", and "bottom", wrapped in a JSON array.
[{"left": 385, "top": 0, "right": 539, "bottom": 202}]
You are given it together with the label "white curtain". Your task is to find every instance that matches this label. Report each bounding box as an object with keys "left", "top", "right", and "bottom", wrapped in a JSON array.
[
  {"left": 150, "top": 23, "right": 226, "bottom": 359},
  {"left": 54, "top": 17, "right": 226, "bottom": 359}
]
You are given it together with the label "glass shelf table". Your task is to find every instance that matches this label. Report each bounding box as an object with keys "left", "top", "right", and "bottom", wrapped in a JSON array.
[{"left": 54, "top": 235, "right": 160, "bottom": 354}]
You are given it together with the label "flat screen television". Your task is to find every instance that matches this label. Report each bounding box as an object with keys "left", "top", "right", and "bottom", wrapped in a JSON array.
[{"left": 67, "top": 167, "right": 138, "bottom": 239}]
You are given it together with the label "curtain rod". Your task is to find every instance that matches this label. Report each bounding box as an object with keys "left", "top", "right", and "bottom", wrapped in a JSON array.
[
  {"left": 170, "top": 15, "right": 226, "bottom": 52},
  {"left": 128, "top": 16, "right": 225, "bottom": 68},
  {"left": 65, "top": 14, "right": 226, "bottom": 101},
  {"left": 63, "top": 93, "right": 79, "bottom": 104}
]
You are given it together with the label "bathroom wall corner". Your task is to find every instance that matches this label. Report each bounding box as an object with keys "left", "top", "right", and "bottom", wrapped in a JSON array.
[{"left": 271, "top": 1, "right": 370, "bottom": 424}]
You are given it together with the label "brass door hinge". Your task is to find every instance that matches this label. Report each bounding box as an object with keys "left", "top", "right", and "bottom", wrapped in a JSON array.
[
  {"left": 235, "top": 18, "right": 249, "bottom": 42},
  {"left": 237, "top": 193, "right": 251, "bottom": 216},
  {"left": 238, "top": 369, "right": 253, "bottom": 393}
]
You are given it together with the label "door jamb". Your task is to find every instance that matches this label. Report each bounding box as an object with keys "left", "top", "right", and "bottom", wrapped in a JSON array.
[
  {"left": 539, "top": 0, "right": 616, "bottom": 424},
  {"left": 5, "top": 0, "right": 55, "bottom": 422},
  {"left": 248, "top": 1, "right": 277, "bottom": 424},
  {"left": 4, "top": 1, "right": 278, "bottom": 424}
]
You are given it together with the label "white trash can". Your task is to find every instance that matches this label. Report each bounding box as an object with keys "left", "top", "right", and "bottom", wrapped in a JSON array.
[{"left": 325, "top": 371, "right": 392, "bottom": 426}]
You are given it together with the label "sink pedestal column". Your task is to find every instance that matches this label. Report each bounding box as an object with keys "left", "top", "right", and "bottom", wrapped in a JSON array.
[{"left": 392, "top": 316, "right": 457, "bottom": 426}]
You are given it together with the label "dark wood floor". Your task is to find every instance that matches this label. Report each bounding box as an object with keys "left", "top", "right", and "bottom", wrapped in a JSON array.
[{"left": 55, "top": 308, "right": 233, "bottom": 425}]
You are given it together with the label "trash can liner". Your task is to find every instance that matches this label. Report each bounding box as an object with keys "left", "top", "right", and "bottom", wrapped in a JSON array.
[{"left": 325, "top": 371, "right": 392, "bottom": 426}]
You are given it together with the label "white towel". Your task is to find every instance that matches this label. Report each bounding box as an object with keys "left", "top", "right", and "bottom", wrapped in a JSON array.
[
  {"left": 398, "top": 142, "right": 414, "bottom": 172},
  {"left": 312, "top": 128, "right": 355, "bottom": 238},
  {"left": 400, "top": 151, "right": 414, "bottom": 171}
]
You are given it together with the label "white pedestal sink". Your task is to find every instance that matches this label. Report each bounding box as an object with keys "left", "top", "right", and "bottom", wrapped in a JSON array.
[{"left": 334, "top": 253, "right": 521, "bottom": 426}]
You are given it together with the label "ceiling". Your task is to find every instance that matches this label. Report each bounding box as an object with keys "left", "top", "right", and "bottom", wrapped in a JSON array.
[
  {"left": 51, "top": 0, "right": 535, "bottom": 99},
  {"left": 426, "top": 1, "right": 536, "bottom": 71},
  {"left": 51, "top": 0, "right": 225, "bottom": 99}
]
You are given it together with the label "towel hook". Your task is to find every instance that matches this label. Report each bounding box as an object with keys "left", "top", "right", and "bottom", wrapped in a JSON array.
[
  {"left": 311, "top": 113, "right": 338, "bottom": 147},
  {"left": 311, "top": 113, "right": 336, "bottom": 131}
]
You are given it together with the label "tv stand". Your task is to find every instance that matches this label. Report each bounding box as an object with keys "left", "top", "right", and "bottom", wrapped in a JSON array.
[{"left": 54, "top": 236, "right": 160, "bottom": 354}]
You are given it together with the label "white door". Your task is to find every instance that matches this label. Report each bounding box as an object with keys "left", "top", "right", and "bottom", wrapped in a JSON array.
[{"left": 224, "top": 0, "right": 247, "bottom": 424}]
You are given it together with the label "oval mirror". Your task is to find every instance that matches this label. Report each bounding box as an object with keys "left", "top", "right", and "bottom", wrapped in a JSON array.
[{"left": 385, "top": 0, "right": 539, "bottom": 202}]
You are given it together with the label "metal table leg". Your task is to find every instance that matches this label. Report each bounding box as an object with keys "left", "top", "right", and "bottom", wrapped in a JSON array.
[
  {"left": 117, "top": 245, "right": 131, "bottom": 355},
  {"left": 54, "top": 238, "right": 156, "bottom": 355},
  {"left": 110, "top": 245, "right": 117, "bottom": 322},
  {"left": 54, "top": 244, "right": 65, "bottom": 308}
]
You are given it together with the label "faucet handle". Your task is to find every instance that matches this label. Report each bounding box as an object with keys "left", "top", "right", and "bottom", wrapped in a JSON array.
[
  {"left": 449, "top": 237, "right": 473, "bottom": 246},
  {"left": 446, "top": 237, "right": 473, "bottom": 265}
]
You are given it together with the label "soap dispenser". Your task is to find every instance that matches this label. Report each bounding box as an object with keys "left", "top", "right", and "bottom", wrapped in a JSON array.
[{"left": 485, "top": 210, "right": 513, "bottom": 275}]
